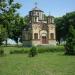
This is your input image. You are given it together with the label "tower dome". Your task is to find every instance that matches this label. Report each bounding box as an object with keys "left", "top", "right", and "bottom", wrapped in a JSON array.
[
  {"left": 29, "top": 3, "right": 44, "bottom": 23},
  {"left": 32, "top": 6, "right": 43, "bottom": 12}
]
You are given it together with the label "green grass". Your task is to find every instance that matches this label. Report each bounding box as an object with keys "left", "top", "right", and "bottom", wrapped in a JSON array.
[{"left": 0, "top": 52, "right": 75, "bottom": 75}]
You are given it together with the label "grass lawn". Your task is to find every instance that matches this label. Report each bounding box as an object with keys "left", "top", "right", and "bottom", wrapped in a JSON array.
[{"left": 0, "top": 51, "right": 75, "bottom": 75}]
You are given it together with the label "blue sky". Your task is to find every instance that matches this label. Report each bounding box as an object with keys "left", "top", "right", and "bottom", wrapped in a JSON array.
[{"left": 15, "top": 0, "right": 75, "bottom": 17}]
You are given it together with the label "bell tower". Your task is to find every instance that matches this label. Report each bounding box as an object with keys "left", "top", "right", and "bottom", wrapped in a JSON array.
[
  {"left": 47, "top": 16, "right": 54, "bottom": 24},
  {"left": 29, "top": 2, "right": 44, "bottom": 23}
]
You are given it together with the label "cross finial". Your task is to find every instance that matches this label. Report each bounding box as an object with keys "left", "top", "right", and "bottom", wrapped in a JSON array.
[
  {"left": 49, "top": 11, "right": 51, "bottom": 16},
  {"left": 35, "top": 2, "right": 37, "bottom": 7}
]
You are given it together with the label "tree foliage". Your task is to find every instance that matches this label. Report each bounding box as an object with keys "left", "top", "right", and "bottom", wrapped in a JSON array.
[
  {"left": 0, "top": 0, "right": 21, "bottom": 46},
  {"left": 0, "top": 0, "right": 30, "bottom": 45},
  {"left": 65, "top": 25, "right": 75, "bottom": 55},
  {"left": 55, "top": 11, "right": 75, "bottom": 44}
]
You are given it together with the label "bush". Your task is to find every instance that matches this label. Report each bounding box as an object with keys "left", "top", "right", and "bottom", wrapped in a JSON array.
[
  {"left": 9, "top": 46, "right": 64, "bottom": 55},
  {"left": 37, "top": 46, "right": 64, "bottom": 53},
  {"left": 0, "top": 47, "right": 4, "bottom": 56},
  {"left": 29, "top": 46, "right": 38, "bottom": 57},
  {"left": 10, "top": 50, "right": 24, "bottom": 54},
  {"left": 65, "top": 38, "right": 75, "bottom": 55},
  {"left": 10, "top": 48, "right": 30, "bottom": 54}
]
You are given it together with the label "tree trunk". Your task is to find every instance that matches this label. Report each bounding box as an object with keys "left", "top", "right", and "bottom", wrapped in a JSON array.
[{"left": 5, "top": 39, "right": 7, "bottom": 46}]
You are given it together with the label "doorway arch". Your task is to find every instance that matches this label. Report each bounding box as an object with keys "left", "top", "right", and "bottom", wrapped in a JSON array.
[{"left": 40, "top": 30, "right": 48, "bottom": 44}]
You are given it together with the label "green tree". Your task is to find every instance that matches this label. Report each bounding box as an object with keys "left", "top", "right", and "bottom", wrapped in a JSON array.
[
  {"left": 7, "top": 14, "right": 30, "bottom": 46},
  {"left": 55, "top": 11, "right": 75, "bottom": 44},
  {"left": 65, "top": 25, "right": 75, "bottom": 55},
  {"left": 0, "top": 25, "right": 5, "bottom": 56},
  {"left": 0, "top": 26, "right": 4, "bottom": 45},
  {"left": 0, "top": 0, "right": 21, "bottom": 46},
  {"left": 55, "top": 17, "right": 64, "bottom": 44},
  {"left": 11, "top": 14, "right": 26, "bottom": 46}
]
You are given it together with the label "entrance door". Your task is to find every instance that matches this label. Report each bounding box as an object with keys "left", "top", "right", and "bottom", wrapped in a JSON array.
[{"left": 42, "top": 36, "right": 48, "bottom": 44}]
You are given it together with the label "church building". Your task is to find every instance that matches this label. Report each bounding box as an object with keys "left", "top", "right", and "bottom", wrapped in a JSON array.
[{"left": 22, "top": 6, "right": 56, "bottom": 46}]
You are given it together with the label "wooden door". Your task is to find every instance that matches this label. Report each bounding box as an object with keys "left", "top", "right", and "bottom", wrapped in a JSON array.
[{"left": 42, "top": 36, "right": 48, "bottom": 44}]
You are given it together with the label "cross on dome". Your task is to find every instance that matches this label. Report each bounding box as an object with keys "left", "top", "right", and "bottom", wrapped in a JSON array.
[{"left": 35, "top": 2, "right": 38, "bottom": 7}]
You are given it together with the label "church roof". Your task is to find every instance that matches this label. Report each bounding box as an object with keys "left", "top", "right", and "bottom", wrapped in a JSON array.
[
  {"left": 32, "top": 7, "right": 43, "bottom": 12},
  {"left": 48, "top": 15, "right": 54, "bottom": 18},
  {"left": 32, "top": 7, "right": 40, "bottom": 10}
]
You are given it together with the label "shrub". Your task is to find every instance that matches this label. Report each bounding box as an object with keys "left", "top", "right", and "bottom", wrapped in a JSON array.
[
  {"left": 10, "top": 48, "right": 30, "bottom": 54},
  {"left": 10, "top": 46, "right": 64, "bottom": 54},
  {"left": 37, "top": 46, "right": 64, "bottom": 53},
  {"left": 10, "top": 50, "right": 24, "bottom": 54},
  {"left": 65, "top": 38, "right": 75, "bottom": 55},
  {"left": 29, "top": 46, "right": 38, "bottom": 57}
]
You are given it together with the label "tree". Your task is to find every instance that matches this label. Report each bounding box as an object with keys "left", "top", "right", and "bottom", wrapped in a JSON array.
[
  {"left": 65, "top": 25, "right": 75, "bottom": 55},
  {"left": 14, "top": 15, "right": 30, "bottom": 44},
  {"left": 0, "top": 0, "right": 21, "bottom": 46},
  {"left": 55, "top": 11, "right": 75, "bottom": 44},
  {"left": 55, "top": 17, "right": 64, "bottom": 44},
  {"left": 0, "top": 25, "right": 5, "bottom": 56},
  {"left": 0, "top": 26, "right": 4, "bottom": 45},
  {"left": 11, "top": 14, "right": 26, "bottom": 46}
]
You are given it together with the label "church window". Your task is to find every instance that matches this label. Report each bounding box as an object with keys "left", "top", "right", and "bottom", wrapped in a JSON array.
[
  {"left": 50, "top": 33, "right": 54, "bottom": 40},
  {"left": 35, "top": 17, "right": 37, "bottom": 22},
  {"left": 38, "top": 12, "right": 39, "bottom": 16},
  {"left": 34, "top": 33, "right": 38, "bottom": 40}
]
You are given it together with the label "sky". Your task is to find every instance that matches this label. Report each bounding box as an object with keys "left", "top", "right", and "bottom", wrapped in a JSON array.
[{"left": 15, "top": 0, "right": 75, "bottom": 17}]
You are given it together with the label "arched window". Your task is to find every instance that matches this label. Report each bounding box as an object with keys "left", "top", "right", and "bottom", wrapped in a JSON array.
[
  {"left": 34, "top": 33, "right": 38, "bottom": 40},
  {"left": 50, "top": 33, "right": 54, "bottom": 40},
  {"left": 35, "top": 17, "right": 37, "bottom": 22}
]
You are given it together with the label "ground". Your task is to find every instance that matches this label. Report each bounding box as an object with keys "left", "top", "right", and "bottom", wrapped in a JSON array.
[{"left": 0, "top": 48, "right": 75, "bottom": 75}]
